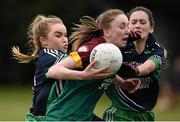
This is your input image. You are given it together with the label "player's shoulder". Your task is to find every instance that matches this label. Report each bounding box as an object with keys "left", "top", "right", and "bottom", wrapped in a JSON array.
[
  {"left": 78, "top": 38, "right": 105, "bottom": 52},
  {"left": 40, "top": 48, "right": 65, "bottom": 57},
  {"left": 38, "top": 48, "right": 66, "bottom": 64}
]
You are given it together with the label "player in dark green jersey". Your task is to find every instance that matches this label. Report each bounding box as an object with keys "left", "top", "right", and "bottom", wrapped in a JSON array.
[
  {"left": 45, "top": 9, "right": 140, "bottom": 121},
  {"left": 103, "top": 6, "right": 167, "bottom": 121}
]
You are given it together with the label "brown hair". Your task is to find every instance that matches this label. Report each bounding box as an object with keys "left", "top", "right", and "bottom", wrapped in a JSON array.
[
  {"left": 128, "top": 6, "right": 155, "bottom": 28},
  {"left": 12, "top": 15, "right": 63, "bottom": 63},
  {"left": 70, "top": 9, "right": 125, "bottom": 50}
]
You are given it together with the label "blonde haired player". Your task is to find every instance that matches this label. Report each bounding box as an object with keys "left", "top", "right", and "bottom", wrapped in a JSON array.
[{"left": 12, "top": 14, "right": 110, "bottom": 121}]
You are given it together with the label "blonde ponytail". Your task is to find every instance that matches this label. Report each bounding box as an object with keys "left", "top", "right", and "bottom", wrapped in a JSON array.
[{"left": 12, "top": 15, "right": 63, "bottom": 63}]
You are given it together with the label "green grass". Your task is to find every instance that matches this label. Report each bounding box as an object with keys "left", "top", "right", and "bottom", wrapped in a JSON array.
[
  {"left": 154, "top": 103, "right": 180, "bottom": 121},
  {"left": 0, "top": 85, "right": 32, "bottom": 121},
  {"left": 0, "top": 85, "right": 180, "bottom": 121},
  {"left": 94, "top": 93, "right": 180, "bottom": 121}
]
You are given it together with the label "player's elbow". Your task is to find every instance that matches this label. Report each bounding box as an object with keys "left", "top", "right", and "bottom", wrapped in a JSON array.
[{"left": 46, "top": 66, "right": 57, "bottom": 79}]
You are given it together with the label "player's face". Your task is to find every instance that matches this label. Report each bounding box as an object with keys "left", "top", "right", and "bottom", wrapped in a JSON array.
[
  {"left": 104, "top": 14, "right": 129, "bottom": 48},
  {"left": 41, "top": 23, "right": 68, "bottom": 53},
  {"left": 129, "top": 11, "right": 153, "bottom": 40}
]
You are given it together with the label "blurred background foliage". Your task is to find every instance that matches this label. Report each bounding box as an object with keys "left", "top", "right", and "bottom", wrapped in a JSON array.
[
  {"left": 0, "top": 0, "right": 180, "bottom": 120},
  {"left": 0, "top": 0, "right": 179, "bottom": 85}
]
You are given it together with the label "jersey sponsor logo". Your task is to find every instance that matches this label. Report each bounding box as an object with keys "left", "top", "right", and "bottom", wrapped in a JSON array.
[
  {"left": 139, "top": 77, "right": 151, "bottom": 89},
  {"left": 144, "top": 50, "right": 151, "bottom": 54},
  {"left": 154, "top": 55, "right": 164, "bottom": 65},
  {"left": 99, "top": 78, "right": 114, "bottom": 90},
  {"left": 131, "top": 61, "right": 140, "bottom": 66},
  {"left": 124, "top": 51, "right": 133, "bottom": 54}
]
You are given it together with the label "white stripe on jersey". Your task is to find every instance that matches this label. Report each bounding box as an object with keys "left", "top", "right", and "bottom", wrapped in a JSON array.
[
  {"left": 43, "top": 48, "right": 67, "bottom": 96},
  {"left": 44, "top": 48, "right": 64, "bottom": 58},
  {"left": 44, "top": 49, "right": 57, "bottom": 58},
  {"left": 34, "top": 76, "right": 37, "bottom": 86},
  {"left": 105, "top": 106, "right": 116, "bottom": 122},
  {"left": 54, "top": 54, "right": 66, "bottom": 64},
  {"left": 55, "top": 81, "right": 60, "bottom": 96},
  {"left": 115, "top": 85, "right": 145, "bottom": 111},
  {"left": 43, "top": 48, "right": 67, "bottom": 65},
  {"left": 43, "top": 48, "right": 66, "bottom": 95},
  {"left": 50, "top": 49, "right": 59, "bottom": 56}
]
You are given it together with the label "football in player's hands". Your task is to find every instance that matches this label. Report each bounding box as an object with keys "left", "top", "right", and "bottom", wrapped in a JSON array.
[{"left": 90, "top": 43, "right": 123, "bottom": 73}]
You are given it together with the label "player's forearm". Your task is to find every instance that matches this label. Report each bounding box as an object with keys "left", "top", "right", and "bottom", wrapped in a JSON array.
[
  {"left": 137, "top": 59, "right": 156, "bottom": 76},
  {"left": 46, "top": 65, "right": 84, "bottom": 80},
  {"left": 114, "top": 75, "right": 140, "bottom": 92},
  {"left": 113, "top": 75, "right": 124, "bottom": 87}
]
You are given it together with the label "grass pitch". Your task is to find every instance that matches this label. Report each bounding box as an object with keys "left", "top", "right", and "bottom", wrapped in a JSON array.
[{"left": 0, "top": 85, "right": 180, "bottom": 121}]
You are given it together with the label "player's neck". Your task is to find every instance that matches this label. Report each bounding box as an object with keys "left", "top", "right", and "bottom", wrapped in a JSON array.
[{"left": 133, "top": 40, "right": 146, "bottom": 54}]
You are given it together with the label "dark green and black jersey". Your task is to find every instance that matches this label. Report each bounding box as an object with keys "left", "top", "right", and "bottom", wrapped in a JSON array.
[
  {"left": 107, "top": 34, "right": 166, "bottom": 112},
  {"left": 30, "top": 48, "right": 67, "bottom": 116}
]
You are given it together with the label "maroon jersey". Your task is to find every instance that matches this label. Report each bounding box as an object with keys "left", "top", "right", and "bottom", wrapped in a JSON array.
[{"left": 70, "top": 38, "right": 106, "bottom": 68}]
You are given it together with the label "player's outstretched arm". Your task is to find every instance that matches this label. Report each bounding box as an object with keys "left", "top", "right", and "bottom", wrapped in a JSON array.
[
  {"left": 137, "top": 59, "right": 156, "bottom": 76},
  {"left": 113, "top": 75, "right": 140, "bottom": 93},
  {"left": 113, "top": 63, "right": 141, "bottom": 93},
  {"left": 46, "top": 56, "right": 112, "bottom": 80}
]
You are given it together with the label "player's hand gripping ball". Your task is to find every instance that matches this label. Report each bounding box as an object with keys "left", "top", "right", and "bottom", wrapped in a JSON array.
[{"left": 90, "top": 43, "right": 123, "bottom": 73}]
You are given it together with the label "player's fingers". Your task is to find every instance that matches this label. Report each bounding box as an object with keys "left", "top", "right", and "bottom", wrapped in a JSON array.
[
  {"left": 128, "top": 86, "right": 138, "bottom": 93},
  {"left": 131, "top": 30, "right": 136, "bottom": 37},
  {"left": 130, "top": 84, "right": 140, "bottom": 93},
  {"left": 129, "top": 30, "right": 133, "bottom": 37},
  {"left": 87, "top": 60, "right": 97, "bottom": 68},
  {"left": 131, "top": 78, "right": 140, "bottom": 84},
  {"left": 97, "top": 66, "right": 110, "bottom": 73},
  {"left": 129, "top": 79, "right": 141, "bottom": 93},
  {"left": 126, "top": 78, "right": 136, "bottom": 85},
  {"left": 129, "top": 89, "right": 136, "bottom": 93},
  {"left": 133, "top": 78, "right": 141, "bottom": 86}
]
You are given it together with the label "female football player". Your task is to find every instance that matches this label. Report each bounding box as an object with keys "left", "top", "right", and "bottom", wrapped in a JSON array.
[
  {"left": 103, "top": 6, "right": 167, "bottom": 121},
  {"left": 45, "top": 9, "right": 140, "bottom": 121},
  {"left": 12, "top": 14, "right": 110, "bottom": 121}
]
